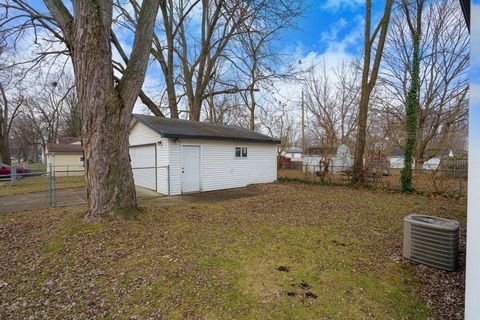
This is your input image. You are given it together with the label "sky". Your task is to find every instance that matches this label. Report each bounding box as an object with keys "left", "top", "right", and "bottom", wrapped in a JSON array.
[
  {"left": 275, "top": 0, "right": 367, "bottom": 56},
  {"left": 21, "top": 0, "right": 380, "bottom": 108},
  {"left": 12, "top": 0, "right": 465, "bottom": 117}
]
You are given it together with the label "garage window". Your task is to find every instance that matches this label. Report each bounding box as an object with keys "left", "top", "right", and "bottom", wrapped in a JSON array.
[{"left": 235, "top": 147, "right": 247, "bottom": 158}]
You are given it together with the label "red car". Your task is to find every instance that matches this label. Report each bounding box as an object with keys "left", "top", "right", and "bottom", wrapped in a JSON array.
[{"left": 0, "top": 163, "right": 31, "bottom": 177}]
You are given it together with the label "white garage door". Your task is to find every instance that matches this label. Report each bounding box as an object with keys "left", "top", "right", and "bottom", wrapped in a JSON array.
[{"left": 129, "top": 144, "right": 156, "bottom": 190}]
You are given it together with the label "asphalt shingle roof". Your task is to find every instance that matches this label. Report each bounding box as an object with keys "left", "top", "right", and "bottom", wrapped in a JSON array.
[
  {"left": 46, "top": 143, "right": 83, "bottom": 153},
  {"left": 133, "top": 114, "right": 281, "bottom": 144},
  {"left": 57, "top": 136, "right": 80, "bottom": 144}
]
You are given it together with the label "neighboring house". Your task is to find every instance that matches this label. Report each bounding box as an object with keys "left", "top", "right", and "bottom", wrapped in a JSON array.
[
  {"left": 46, "top": 137, "right": 84, "bottom": 175},
  {"left": 283, "top": 147, "right": 303, "bottom": 161},
  {"left": 302, "top": 145, "right": 333, "bottom": 173},
  {"left": 129, "top": 114, "right": 280, "bottom": 195},
  {"left": 303, "top": 144, "right": 353, "bottom": 173},
  {"left": 331, "top": 144, "right": 354, "bottom": 173},
  {"left": 389, "top": 149, "right": 454, "bottom": 170}
]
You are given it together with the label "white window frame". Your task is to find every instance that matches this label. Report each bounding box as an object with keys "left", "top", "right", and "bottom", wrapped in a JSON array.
[{"left": 235, "top": 146, "right": 248, "bottom": 159}]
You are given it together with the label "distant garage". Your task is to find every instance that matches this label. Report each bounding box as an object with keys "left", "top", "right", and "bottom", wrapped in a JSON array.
[{"left": 128, "top": 114, "right": 280, "bottom": 195}]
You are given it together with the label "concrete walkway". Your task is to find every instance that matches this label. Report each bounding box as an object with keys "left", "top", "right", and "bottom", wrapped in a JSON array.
[
  {"left": 0, "top": 186, "right": 163, "bottom": 214},
  {"left": 0, "top": 188, "right": 86, "bottom": 214},
  {"left": 0, "top": 185, "right": 267, "bottom": 214}
]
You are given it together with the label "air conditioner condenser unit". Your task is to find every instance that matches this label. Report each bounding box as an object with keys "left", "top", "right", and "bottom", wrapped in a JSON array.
[{"left": 403, "top": 214, "right": 459, "bottom": 271}]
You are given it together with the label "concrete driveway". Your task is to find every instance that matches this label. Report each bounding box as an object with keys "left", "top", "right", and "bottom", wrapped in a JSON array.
[{"left": 0, "top": 185, "right": 268, "bottom": 214}]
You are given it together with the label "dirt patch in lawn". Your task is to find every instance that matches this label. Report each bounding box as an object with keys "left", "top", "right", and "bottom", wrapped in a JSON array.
[{"left": 0, "top": 182, "right": 466, "bottom": 319}]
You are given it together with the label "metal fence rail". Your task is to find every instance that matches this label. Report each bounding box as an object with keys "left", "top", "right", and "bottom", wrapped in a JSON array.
[
  {"left": 1, "top": 164, "right": 170, "bottom": 210},
  {"left": 131, "top": 165, "right": 170, "bottom": 195},
  {"left": 279, "top": 164, "right": 468, "bottom": 195}
]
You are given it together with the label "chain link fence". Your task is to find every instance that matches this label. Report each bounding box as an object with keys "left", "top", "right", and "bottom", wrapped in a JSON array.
[
  {"left": 1, "top": 164, "right": 169, "bottom": 210},
  {"left": 279, "top": 162, "right": 468, "bottom": 196}
]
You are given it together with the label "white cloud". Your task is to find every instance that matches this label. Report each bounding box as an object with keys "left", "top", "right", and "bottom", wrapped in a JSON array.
[
  {"left": 321, "top": 0, "right": 364, "bottom": 12},
  {"left": 470, "top": 83, "right": 480, "bottom": 108},
  {"left": 270, "top": 18, "right": 362, "bottom": 105}
]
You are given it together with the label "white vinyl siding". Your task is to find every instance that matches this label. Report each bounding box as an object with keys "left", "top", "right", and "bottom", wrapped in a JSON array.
[
  {"left": 156, "top": 138, "right": 170, "bottom": 195},
  {"left": 168, "top": 139, "right": 277, "bottom": 195},
  {"left": 390, "top": 156, "right": 441, "bottom": 170},
  {"left": 168, "top": 139, "right": 182, "bottom": 195},
  {"left": 46, "top": 153, "right": 84, "bottom": 175},
  {"left": 129, "top": 121, "right": 161, "bottom": 145},
  {"left": 130, "top": 121, "right": 278, "bottom": 196},
  {"left": 130, "top": 121, "right": 168, "bottom": 192}
]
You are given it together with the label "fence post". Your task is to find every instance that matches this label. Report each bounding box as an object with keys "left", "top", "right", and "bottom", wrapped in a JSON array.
[
  {"left": 11, "top": 165, "right": 17, "bottom": 186},
  {"left": 459, "top": 176, "right": 463, "bottom": 196},
  {"left": 53, "top": 165, "right": 57, "bottom": 207},
  {"left": 167, "top": 165, "right": 171, "bottom": 196},
  {"left": 67, "top": 165, "right": 69, "bottom": 177},
  {"left": 48, "top": 163, "right": 52, "bottom": 207}
]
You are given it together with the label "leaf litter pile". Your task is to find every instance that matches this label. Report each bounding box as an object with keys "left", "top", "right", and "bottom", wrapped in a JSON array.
[{"left": 0, "top": 182, "right": 466, "bottom": 319}]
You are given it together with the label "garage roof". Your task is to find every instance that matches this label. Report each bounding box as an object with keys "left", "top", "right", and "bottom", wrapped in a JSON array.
[
  {"left": 46, "top": 143, "right": 83, "bottom": 154},
  {"left": 132, "top": 114, "right": 281, "bottom": 144}
]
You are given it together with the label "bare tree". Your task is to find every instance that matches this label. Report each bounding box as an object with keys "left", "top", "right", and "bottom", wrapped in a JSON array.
[
  {"left": 0, "top": 83, "right": 23, "bottom": 165},
  {"left": 303, "top": 61, "right": 360, "bottom": 159},
  {"left": 382, "top": 0, "right": 469, "bottom": 169},
  {"left": 60, "top": 85, "right": 80, "bottom": 137},
  {"left": 259, "top": 100, "right": 297, "bottom": 158},
  {"left": 51, "top": 0, "right": 160, "bottom": 218},
  {"left": 17, "top": 74, "right": 73, "bottom": 150},
  {"left": 0, "top": 37, "right": 24, "bottom": 165},
  {"left": 351, "top": 0, "right": 394, "bottom": 184},
  {"left": 230, "top": 1, "right": 303, "bottom": 130},
  {"left": 112, "top": 0, "right": 303, "bottom": 121},
  {"left": 400, "top": 0, "right": 424, "bottom": 192},
  {"left": 1, "top": 0, "right": 161, "bottom": 218}
]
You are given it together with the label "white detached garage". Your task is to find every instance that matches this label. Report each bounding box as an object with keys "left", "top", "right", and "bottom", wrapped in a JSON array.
[{"left": 129, "top": 114, "right": 280, "bottom": 195}]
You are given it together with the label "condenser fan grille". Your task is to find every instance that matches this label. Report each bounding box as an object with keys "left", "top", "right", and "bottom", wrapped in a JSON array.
[{"left": 403, "top": 214, "right": 459, "bottom": 271}]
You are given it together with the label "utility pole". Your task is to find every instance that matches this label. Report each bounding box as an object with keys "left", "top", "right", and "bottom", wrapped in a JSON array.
[{"left": 301, "top": 91, "right": 305, "bottom": 153}]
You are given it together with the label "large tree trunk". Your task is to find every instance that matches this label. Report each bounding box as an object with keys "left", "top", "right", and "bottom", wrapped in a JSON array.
[
  {"left": 249, "top": 88, "right": 256, "bottom": 130},
  {"left": 414, "top": 126, "right": 428, "bottom": 169},
  {"left": 351, "top": 0, "right": 393, "bottom": 184},
  {"left": 166, "top": 80, "right": 178, "bottom": 118},
  {"left": 82, "top": 98, "right": 136, "bottom": 219},
  {"left": 401, "top": 0, "right": 423, "bottom": 192},
  {"left": 352, "top": 92, "right": 370, "bottom": 183},
  {"left": 190, "top": 97, "right": 202, "bottom": 121},
  {"left": 70, "top": 2, "right": 137, "bottom": 219},
  {"left": 45, "top": 0, "right": 159, "bottom": 219},
  {"left": 0, "top": 83, "right": 11, "bottom": 165},
  {"left": 0, "top": 136, "right": 10, "bottom": 165},
  {"left": 352, "top": 0, "right": 373, "bottom": 184}
]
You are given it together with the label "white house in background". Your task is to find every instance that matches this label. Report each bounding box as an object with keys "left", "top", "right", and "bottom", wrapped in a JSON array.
[
  {"left": 331, "top": 144, "right": 353, "bottom": 173},
  {"left": 129, "top": 114, "right": 280, "bottom": 195},
  {"left": 46, "top": 137, "right": 84, "bottom": 175},
  {"left": 283, "top": 147, "right": 303, "bottom": 161},
  {"left": 303, "top": 144, "right": 353, "bottom": 173},
  {"left": 303, "top": 155, "right": 322, "bottom": 173},
  {"left": 389, "top": 149, "right": 454, "bottom": 170}
]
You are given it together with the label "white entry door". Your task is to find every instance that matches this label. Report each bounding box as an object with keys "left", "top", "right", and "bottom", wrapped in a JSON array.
[{"left": 182, "top": 145, "right": 200, "bottom": 193}]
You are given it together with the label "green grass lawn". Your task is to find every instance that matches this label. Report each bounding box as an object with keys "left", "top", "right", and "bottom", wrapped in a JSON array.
[
  {"left": 0, "top": 183, "right": 466, "bottom": 319},
  {"left": 25, "top": 163, "right": 47, "bottom": 171},
  {"left": 0, "top": 175, "right": 85, "bottom": 196}
]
